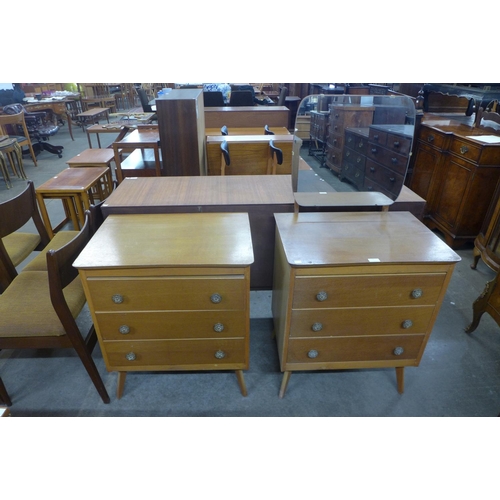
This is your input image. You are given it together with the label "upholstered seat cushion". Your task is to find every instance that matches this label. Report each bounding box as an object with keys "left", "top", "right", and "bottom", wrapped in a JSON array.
[
  {"left": 2, "top": 233, "right": 41, "bottom": 267},
  {"left": 0, "top": 271, "right": 86, "bottom": 337},
  {"left": 22, "top": 231, "right": 79, "bottom": 272}
]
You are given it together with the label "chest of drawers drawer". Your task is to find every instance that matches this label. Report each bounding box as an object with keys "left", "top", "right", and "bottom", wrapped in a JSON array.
[
  {"left": 364, "top": 159, "right": 405, "bottom": 195},
  {"left": 286, "top": 335, "right": 426, "bottom": 365},
  {"left": 292, "top": 273, "right": 447, "bottom": 309},
  {"left": 367, "top": 144, "right": 408, "bottom": 175},
  {"left": 86, "top": 275, "right": 247, "bottom": 311},
  {"left": 96, "top": 310, "right": 247, "bottom": 340},
  {"left": 289, "top": 305, "right": 437, "bottom": 337},
  {"left": 103, "top": 338, "right": 247, "bottom": 370}
]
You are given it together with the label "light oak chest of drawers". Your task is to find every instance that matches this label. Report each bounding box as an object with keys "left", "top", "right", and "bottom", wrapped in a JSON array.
[
  {"left": 272, "top": 212, "right": 460, "bottom": 398},
  {"left": 74, "top": 213, "right": 254, "bottom": 399}
]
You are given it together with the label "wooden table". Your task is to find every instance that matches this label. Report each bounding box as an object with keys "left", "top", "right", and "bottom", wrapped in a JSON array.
[
  {"left": 112, "top": 128, "right": 161, "bottom": 182},
  {"left": 76, "top": 107, "right": 110, "bottom": 127},
  {"left": 101, "top": 175, "right": 296, "bottom": 289},
  {"left": 35, "top": 167, "right": 113, "bottom": 238},
  {"left": 74, "top": 213, "right": 254, "bottom": 400},
  {"left": 272, "top": 211, "right": 461, "bottom": 397}
]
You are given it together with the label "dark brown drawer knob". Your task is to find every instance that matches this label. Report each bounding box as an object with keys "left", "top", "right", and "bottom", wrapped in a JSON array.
[
  {"left": 411, "top": 288, "right": 423, "bottom": 299},
  {"left": 214, "top": 350, "right": 226, "bottom": 359},
  {"left": 427, "top": 134, "right": 434, "bottom": 143},
  {"left": 213, "top": 323, "right": 225, "bottom": 332},
  {"left": 210, "top": 293, "right": 222, "bottom": 304},
  {"left": 460, "top": 146, "right": 469, "bottom": 154},
  {"left": 402, "top": 320, "right": 413, "bottom": 329},
  {"left": 125, "top": 352, "right": 136, "bottom": 361},
  {"left": 307, "top": 349, "right": 319, "bottom": 359},
  {"left": 393, "top": 347, "right": 404, "bottom": 356},
  {"left": 316, "top": 291, "right": 328, "bottom": 302},
  {"left": 119, "top": 325, "right": 130, "bottom": 335},
  {"left": 112, "top": 294, "right": 124, "bottom": 304},
  {"left": 312, "top": 322, "right": 323, "bottom": 332}
]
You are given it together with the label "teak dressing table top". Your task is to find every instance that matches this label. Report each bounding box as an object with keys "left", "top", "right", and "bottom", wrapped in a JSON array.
[
  {"left": 275, "top": 212, "right": 461, "bottom": 267},
  {"left": 74, "top": 213, "right": 254, "bottom": 270}
]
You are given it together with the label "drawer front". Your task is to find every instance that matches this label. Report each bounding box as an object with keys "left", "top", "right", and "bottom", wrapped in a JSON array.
[
  {"left": 449, "top": 137, "right": 481, "bottom": 163},
  {"left": 329, "top": 109, "right": 345, "bottom": 128},
  {"left": 103, "top": 338, "right": 247, "bottom": 369},
  {"left": 419, "top": 127, "right": 447, "bottom": 150},
  {"left": 366, "top": 145, "right": 408, "bottom": 175},
  {"left": 365, "top": 158, "right": 405, "bottom": 194},
  {"left": 96, "top": 310, "right": 247, "bottom": 340},
  {"left": 327, "top": 133, "right": 342, "bottom": 150},
  {"left": 341, "top": 161, "right": 365, "bottom": 189},
  {"left": 292, "top": 273, "right": 446, "bottom": 308},
  {"left": 345, "top": 131, "right": 368, "bottom": 154},
  {"left": 343, "top": 148, "right": 366, "bottom": 169},
  {"left": 369, "top": 128, "right": 388, "bottom": 146},
  {"left": 290, "top": 305, "right": 436, "bottom": 337},
  {"left": 386, "top": 132, "right": 412, "bottom": 156},
  {"left": 87, "top": 276, "right": 247, "bottom": 311},
  {"left": 287, "top": 335, "right": 425, "bottom": 363}
]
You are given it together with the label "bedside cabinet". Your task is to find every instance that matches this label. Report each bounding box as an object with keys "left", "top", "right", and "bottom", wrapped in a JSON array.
[
  {"left": 74, "top": 213, "right": 254, "bottom": 399},
  {"left": 272, "top": 212, "right": 460, "bottom": 398}
]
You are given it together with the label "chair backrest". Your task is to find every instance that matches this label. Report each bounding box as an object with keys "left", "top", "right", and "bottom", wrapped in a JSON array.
[
  {"left": 277, "top": 86, "right": 288, "bottom": 107},
  {"left": 137, "top": 88, "right": 153, "bottom": 113},
  {"left": 229, "top": 91, "right": 254, "bottom": 107},
  {"left": 204, "top": 91, "right": 225, "bottom": 107},
  {"left": 0, "top": 110, "right": 28, "bottom": 137},
  {"left": 2, "top": 103, "right": 25, "bottom": 115},
  {"left": 0, "top": 180, "right": 51, "bottom": 285}
]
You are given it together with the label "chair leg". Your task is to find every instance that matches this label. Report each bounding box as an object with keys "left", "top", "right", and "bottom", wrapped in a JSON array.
[{"left": 0, "top": 377, "right": 12, "bottom": 407}]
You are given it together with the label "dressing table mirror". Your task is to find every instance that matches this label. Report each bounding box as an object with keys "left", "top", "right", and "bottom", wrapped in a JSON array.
[{"left": 292, "top": 93, "right": 417, "bottom": 209}]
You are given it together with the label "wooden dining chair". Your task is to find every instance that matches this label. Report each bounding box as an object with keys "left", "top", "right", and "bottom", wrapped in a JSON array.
[
  {"left": 0, "top": 181, "right": 79, "bottom": 292},
  {"left": 0, "top": 110, "right": 38, "bottom": 166},
  {"left": 0, "top": 213, "right": 110, "bottom": 404}
]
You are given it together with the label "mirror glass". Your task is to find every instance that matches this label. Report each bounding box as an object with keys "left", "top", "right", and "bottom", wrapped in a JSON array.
[{"left": 294, "top": 93, "right": 416, "bottom": 202}]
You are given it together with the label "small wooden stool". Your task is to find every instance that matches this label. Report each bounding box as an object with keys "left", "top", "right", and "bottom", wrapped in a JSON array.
[{"left": 0, "top": 137, "right": 27, "bottom": 183}]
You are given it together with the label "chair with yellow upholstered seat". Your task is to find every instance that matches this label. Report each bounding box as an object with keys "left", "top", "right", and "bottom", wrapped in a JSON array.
[
  {"left": 0, "top": 180, "right": 79, "bottom": 292},
  {"left": 0, "top": 212, "right": 110, "bottom": 404}
]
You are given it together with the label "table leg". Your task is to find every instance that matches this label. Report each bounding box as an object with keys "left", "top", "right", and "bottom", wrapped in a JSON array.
[
  {"left": 117, "top": 371, "right": 127, "bottom": 399},
  {"left": 35, "top": 192, "right": 55, "bottom": 238},
  {"left": 86, "top": 130, "right": 92, "bottom": 149},
  {"left": 395, "top": 367, "right": 405, "bottom": 394},
  {"left": 66, "top": 114, "right": 74, "bottom": 141}
]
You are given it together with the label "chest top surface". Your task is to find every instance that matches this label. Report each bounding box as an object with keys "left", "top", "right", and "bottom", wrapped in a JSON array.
[
  {"left": 275, "top": 212, "right": 461, "bottom": 267},
  {"left": 74, "top": 213, "right": 254, "bottom": 270}
]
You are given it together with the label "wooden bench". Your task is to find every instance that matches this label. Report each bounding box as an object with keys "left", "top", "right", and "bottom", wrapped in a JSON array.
[{"left": 206, "top": 135, "right": 294, "bottom": 176}]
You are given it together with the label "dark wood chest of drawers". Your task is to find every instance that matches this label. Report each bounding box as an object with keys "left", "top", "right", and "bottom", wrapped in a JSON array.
[
  {"left": 340, "top": 127, "right": 370, "bottom": 190},
  {"left": 325, "top": 104, "right": 375, "bottom": 174},
  {"left": 364, "top": 124, "right": 414, "bottom": 199}
]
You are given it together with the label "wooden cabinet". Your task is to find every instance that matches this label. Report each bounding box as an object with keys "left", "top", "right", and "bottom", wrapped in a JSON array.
[
  {"left": 364, "top": 124, "right": 414, "bottom": 199},
  {"left": 272, "top": 212, "right": 460, "bottom": 398},
  {"left": 340, "top": 127, "right": 369, "bottom": 190},
  {"left": 409, "top": 117, "right": 500, "bottom": 248},
  {"left": 74, "top": 213, "right": 254, "bottom": 399},
  {"left": 156, "top": 89, "right": 206, "bottom": 176},
  {"left": 325, "top": 104, "right": 375, "bottom": 174}
]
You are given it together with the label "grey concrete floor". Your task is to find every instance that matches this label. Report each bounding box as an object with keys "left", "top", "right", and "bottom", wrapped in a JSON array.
[{"left": 1, "top": 116, "right": 500, "bottom": 416}]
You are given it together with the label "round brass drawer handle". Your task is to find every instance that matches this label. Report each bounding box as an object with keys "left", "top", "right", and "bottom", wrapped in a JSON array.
[
  {"left": 125, "top": 352, "right": 136, "bottom": 361},
  {"left": 316, "top": 291, "right": 328, "bottom": 302},
  {"left": 393, "top": 347, "right": 404, "bottom": 356},
  {"left": 213, "top": 323, "right": 225, "bottom": 333},
  {"left": 119, "top": 325, "right": 130, "bottom": 335},
  {"left": 402, "top": 320, "right": 413, "bottom": 329},
  {"left": 307, "top": 349, "right": 319, "bottom": 359},
  {"left": 210, "top": 293, "right": 222, "bottom": 304},
  {"left": 214, "top": 350, "right": 226, "bottom": 359},
  {"left": 312, "top": 322, "right": 323, "bottom": 332},
  {"left": 112, "top": 294, "right": 124, "bottom": 304},
  {"left": 411, "top": 288, "right": 423, "bottom": 299}
]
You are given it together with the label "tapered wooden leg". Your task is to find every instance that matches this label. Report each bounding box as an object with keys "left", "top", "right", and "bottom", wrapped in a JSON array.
[
  {"left": 235, "top": 370, "right": 247, "bottom": 397},
  {"left": 396, "top": 367, "right": 404, "bottom": 394},
  {"left": 279, "top": 371, "right": 291, "bottom": 398},
  {"left": 470, "top": 245, "right": 481, "bottom": 270},
  {"left": 117, "top": 371, "right": 127, "bottom": 399},
  {"left": 0, "top": 377, "right": 12, "bottom": 407}
]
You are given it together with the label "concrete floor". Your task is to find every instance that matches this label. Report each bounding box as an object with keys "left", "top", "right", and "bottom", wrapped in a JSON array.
[{"left": 1, "top": 114, "right": 500, "bottom": 416}]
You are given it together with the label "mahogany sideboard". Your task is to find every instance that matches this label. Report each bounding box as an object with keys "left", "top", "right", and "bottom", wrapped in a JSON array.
[{"left": 409, "top": 115, "right": 500, "bottom": 248}]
